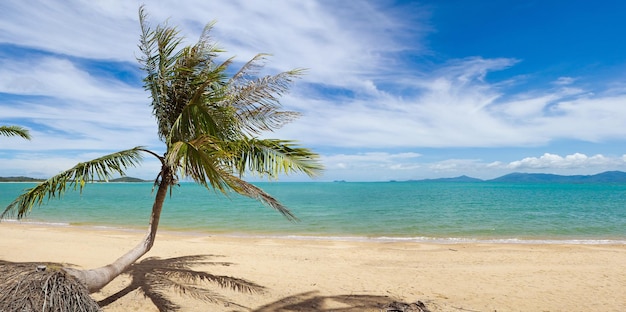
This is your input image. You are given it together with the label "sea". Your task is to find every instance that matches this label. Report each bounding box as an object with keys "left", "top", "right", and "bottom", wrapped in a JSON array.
[{"left": 1, "top": 181, "right": 625, "bottom": 244}]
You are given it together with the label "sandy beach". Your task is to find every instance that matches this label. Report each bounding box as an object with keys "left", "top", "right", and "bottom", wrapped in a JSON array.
[{"left": 0, "top": 223, "right": 624, "bottom": 311}]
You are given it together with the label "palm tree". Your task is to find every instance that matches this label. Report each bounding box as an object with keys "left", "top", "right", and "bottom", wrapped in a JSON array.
[
  {"left": 0, "top": 125, "right": 31, "bottom": 140},
  {"left": 1, "top": 7, "right": 321, "bottom": 293}
]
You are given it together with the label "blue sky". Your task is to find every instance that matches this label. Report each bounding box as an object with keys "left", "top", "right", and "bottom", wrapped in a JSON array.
[{"left": 2, "top": 0, "right": 626, "bottom": 182}]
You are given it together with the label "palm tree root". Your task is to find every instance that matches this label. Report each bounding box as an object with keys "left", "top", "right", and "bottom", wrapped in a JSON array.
[{"left": 0, "top": 261, "right": 101, "bottom": 312}]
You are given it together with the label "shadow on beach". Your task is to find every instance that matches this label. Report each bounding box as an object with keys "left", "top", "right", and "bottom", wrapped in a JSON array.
[
  {"left": 1, "top": 256, "right": 431, "bottom": 312},
  {"left": 250, "top": 291, "right": 431, "bottom": 312}
]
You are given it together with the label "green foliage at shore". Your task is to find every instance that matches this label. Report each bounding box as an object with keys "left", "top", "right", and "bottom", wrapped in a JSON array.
[
  {"left": 0, "top": 176, "right": 148, "bottom": 183},
  {"left": 0, "top": 177, "right": 45, "bottom": 182},
  {"left": 109, "top": 177, "right": 149, "bottom": 182}
]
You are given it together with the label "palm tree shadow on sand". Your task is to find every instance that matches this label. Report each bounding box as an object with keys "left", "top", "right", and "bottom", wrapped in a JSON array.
[
  {"left": 249, "top": 291, "right": 431, "bottom": 312},
  {"left": 98, "top": 254, "right": 263, "bottom": 311},
  {"left": 1, "top": 257, "right": 430, "bottom": 312},
  {"left": 99, "top": 254, "right": 431, "bottom": 312}
]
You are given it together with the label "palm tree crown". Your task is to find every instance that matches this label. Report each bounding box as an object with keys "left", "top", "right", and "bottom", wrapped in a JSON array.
[
  {"left": 136, "top": 7, "right": 321, "bottom": 217},
  {"left": 3, "top": 8, "right": 321, "bottom": 220}
]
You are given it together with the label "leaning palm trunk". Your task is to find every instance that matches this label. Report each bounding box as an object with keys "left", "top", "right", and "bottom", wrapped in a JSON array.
[{"left": 64, "top": 167, "right": 171, "bottom": 293}]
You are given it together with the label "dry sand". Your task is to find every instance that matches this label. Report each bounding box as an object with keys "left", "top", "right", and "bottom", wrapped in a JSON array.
[{"left": 0, "top": 222, "right": 624, "bottom": 311}]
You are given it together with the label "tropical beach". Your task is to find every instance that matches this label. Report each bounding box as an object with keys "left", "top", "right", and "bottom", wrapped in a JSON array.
[
  {"left": 3, "top": 1, "right": 626, "bottom": 311},
  {"left": 2, "top": 181, "right": 626, "bottom": 310},
  {"left": 1, "top": 222, "right": 624, "bottom": 311}
]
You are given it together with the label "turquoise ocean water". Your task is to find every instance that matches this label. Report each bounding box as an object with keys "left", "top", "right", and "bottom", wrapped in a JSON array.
[{"left": 1, "top": 182, "right": 625, "bottom": 244}]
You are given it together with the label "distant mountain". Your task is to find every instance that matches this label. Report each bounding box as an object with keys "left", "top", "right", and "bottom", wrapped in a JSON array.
[
  {"left": 489, "top": 172, "right": 568, "bottom": 183},
  {"left": 403, "top": 171, "right": 626, "bottom": 183},
  {"left": 488, "top": 171, "right": 626, "bottom": 183}
]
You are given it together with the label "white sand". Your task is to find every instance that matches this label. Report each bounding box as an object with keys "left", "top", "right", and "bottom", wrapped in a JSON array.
[{"left": 1, "top": 223, "right": 624, "bottom": 311}]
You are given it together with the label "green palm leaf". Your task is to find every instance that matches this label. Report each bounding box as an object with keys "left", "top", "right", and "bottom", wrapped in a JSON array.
[
  {"left": 227, "top": 138, "right": 322, "bottom": 178},
  {"left": 221, "top": 174, "right": 299, "bottom": 221},
  {"left": 227, "top": 62, "right": 305, "bottom": 134},
  {"left": 167, "top": 138, "right": 230, "bottom": 191},
  {"left": 167, "top": 139, "right": 298, "bottom": 220},
  {"left": 0, "top": 125, "right": 31, "bottom": 140},
  {"left": 1, "top": 147, "right": 145, "bottom": 219}
]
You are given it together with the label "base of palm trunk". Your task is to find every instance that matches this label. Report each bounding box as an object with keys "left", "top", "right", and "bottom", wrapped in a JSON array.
[{"left": 0, "top": 261, "right": 101, "bottom": 312}]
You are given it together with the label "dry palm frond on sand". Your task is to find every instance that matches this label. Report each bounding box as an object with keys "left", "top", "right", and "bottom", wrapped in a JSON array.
[{"left": 0, "top": 261, "right": 100, "bottom": 312}]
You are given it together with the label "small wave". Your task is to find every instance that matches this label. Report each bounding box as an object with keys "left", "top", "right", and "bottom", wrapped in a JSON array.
[
  {"left": 372, "top": 236, "right": 626, "bottom": 245},
  {"left": 2, "top": 219, "right": 70, "bottom": 227},
  {"left": 217, "top": 233, "right": 626, "bottom": 245}
]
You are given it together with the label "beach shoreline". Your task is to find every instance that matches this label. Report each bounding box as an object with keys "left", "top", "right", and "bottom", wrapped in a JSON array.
[
  {"left": 4, "top": 219, "right": 625, "bottom": 245},
  {"left": 1, "top": 222, "right": 625, "bottom": 311}
]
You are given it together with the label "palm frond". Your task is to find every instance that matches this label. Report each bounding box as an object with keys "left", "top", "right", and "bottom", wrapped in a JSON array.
[
  {"left": 228, "top": 138, "right": 323, "bottom": 178},
  {"left": 229, "top": 53, "right": 271, "bottom": 85},
  {"left": 0, "top": 261, "right": 100, "bottom": 312},
  {"left": 0, "top": 125, "right": 31, "bottom": 140},
  {"left": 226, "top": 68, "right": 306, "bottom": 134},
  {"left": 222, "top": 174, "right": 299, "bottom": 221},
  {"left": 167, "top": 73, "right": 233, "bottom": 144},
  {"left": 167, "top": 138, "right": 232, "bottom": 193},
  {"left": 138, "top": 6, "right": 185, "bottom": 140},
  {"left": 1, "top": 147, "right": 145, "bottom": 219}
]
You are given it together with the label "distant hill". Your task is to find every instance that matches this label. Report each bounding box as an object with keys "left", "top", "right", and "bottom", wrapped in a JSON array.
[
  {"left": 488, "top": 171, "right": 626, "bottom": 183},
  {"left": 404, "top": 171, "right": 626, "bottom": 183},
  {"left": 109, "top": 177, "right": 149, "bottom": 182},
  {"left": 0, "top": 176, "right": 45, "bottom": 182}
]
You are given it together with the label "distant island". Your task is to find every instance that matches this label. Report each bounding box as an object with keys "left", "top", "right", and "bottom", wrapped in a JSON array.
[
  {"left": 109, "top": 177, "right": 149, "bottom": 182},
  {"left": 0, "top": 176, "right": 45, "bottom": 182},
  {"left": 409, "top": 171, "right": 626, "bottom": 183},
  {"left": 0, "top": 176, "right": 149, "bottom": 183},
  {"left": 4, "top": 171, "right": 626, "bottom": 183}
]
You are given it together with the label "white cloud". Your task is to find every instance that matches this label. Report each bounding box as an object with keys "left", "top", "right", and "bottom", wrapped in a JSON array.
[
  {"left": 4, "top": 1, "right": 626, "bottom": 153},
  {"left": 0, "top": 1, "right": 140, "bottom": 60},
  {"left": 0, "top": 56, "right": 157, "bottom": 151},
  {"left": 314, "top": 151, "right": 626, "bottom": 181},
  {"left": 507, "top": 153, "right": 616, "bottom": 170}
]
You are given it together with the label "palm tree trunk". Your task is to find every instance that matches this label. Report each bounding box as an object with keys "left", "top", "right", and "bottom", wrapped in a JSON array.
[{"left": 64, "top": 167, "right": 172, "bottom": 293}]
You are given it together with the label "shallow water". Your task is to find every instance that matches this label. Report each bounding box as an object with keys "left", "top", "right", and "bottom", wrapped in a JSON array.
[{"left": 1, "top": 181, "right": 625, "bottom": 244}]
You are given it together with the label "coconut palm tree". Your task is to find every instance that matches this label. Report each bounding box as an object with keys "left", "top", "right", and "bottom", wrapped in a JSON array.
[
  {"left": 1, "top": 7, "right": 321, "bottom": 293},
  {"left": 0, "top": 125, "right": 31, "bottom": 140}
]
